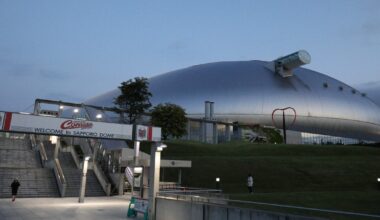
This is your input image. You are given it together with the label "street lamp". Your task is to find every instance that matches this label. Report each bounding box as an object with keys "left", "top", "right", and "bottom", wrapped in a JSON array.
[
  {"left": 73, "top": 108, "right": 79, "bottom": 119},
  {"left": 216, "top": 177, "right": 220, "bottom": 189},
  {"left": 156, "top": 143, "right": 167, "bottom": 152},
  {"left": 79, "top": 156, "right": 91, "bottom": 203},
  {"left": 148, "top": 143, "right": 167, "bottom": 220}
]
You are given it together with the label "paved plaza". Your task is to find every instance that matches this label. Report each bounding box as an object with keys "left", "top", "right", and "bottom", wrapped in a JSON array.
[{"left": 0, "top": 196, "right": 144, "bottom": 220}]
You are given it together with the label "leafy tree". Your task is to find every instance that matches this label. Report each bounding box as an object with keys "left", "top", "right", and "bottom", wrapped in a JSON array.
[
  {"left": 151, "top": 103, "right": 187, "bottom": 140},
  {"left": 114, "top": 77, "right": 152, "bottom": 123}
]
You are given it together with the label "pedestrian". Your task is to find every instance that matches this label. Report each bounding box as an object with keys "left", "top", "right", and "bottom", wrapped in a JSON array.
[
  {"left": 247, "top": 173, "right": 253, "bottom": 194},
  {"left": 11, "top": 179, "right": 20, "bottom": 202}
]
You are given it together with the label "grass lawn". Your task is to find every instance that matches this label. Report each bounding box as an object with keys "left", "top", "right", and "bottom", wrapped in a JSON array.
[{"left": 143, "top": 141, "right": 380, "bottom": 219}]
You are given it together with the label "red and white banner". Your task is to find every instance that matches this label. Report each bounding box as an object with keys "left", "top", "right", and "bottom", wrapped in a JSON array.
[
  {"left": 0, "top": 112, "right": 134, "bottom": 140},
  {"left": 135, "top": 125, "right": 161, "bottom": 141}
]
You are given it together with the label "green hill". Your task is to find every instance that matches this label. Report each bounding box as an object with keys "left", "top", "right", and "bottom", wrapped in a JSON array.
[{"left": 149, "top": 141, "right": 380, "bottom": 219}]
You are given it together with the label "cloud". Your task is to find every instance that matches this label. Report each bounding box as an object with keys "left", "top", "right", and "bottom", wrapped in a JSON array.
[
  {"left": 6, "top": 63, "right": 35, "bottom": 77},
  {"left": 362, "top": 21, "right": 380, "bottom": 35},
  {"left": 39, "top": 69, "right": 70, "bottom": 80},
  {"left": 0, "top": 58, "right": 71, "bottom": 80},
  {"left": 168, "top": 41, "right": 187, "bottom": 51}
]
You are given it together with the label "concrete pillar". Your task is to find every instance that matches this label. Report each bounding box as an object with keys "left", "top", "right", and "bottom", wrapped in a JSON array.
[
  {"left": 205, "top": 101, "right": 211, "bottom": 119},
  {"left": 118, "top": 173, "right": 124, "bottom": 195},
  {"left": 79, "top": 158, "right": 89, "bottom": 203},
  {"left": 199, "top": 121, "right": 205, "bottom": 142},
  {"left": 213, "top": 123, "right": 218, "bottom": 144},
  {"left": 142, "top": 166, "right": 149, "bottom": 199},
  {"left": 225, "top": 125, "right": 231, "bottom": 142},
  {"left": 209, "top": 102, "right": 214, "bottom": 119}
]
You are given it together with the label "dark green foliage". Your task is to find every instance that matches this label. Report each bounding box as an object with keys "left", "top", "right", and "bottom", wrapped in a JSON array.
[
  {"left": 262, "top": 127, "right": 283, "bottom": 144},
  {"left": 114, "top": 77, "right": 152, "bottom": 123},
  {"left": 155, "top": 141, "right": 380, "bottom": 216},
  {"left": 245, "top": 125, "right": 283, "bottom": 144},
  {"left": 151, "top": 103, "right": 187, "bottom": 140}
]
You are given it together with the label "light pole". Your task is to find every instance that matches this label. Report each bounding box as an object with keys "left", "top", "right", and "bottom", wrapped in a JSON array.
[
  {"left": 148, "top": 143, "right": 167, "bottom": 220},
  {"left": 216, "top": 177, "right": 220, "bottom": 190},
  {"left": 73, "top": 108, "right": 79, "bottom": 119},
  {"left": 132, "top": 140, "right": 141, "bottom": 197},
  {"left": 96, "top": 113, "right": 102, "bottom": 121},
  {"left": 79, "top": 156, "right": 90, "bottom": 203}
]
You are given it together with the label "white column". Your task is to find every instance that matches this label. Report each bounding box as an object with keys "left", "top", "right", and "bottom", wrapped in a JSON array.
[
  {"left": 78, "top": 157, "right": 90, "bottom": 203},
  {"left": 148, "top": 146, "right": 162, "bottom": 220}
]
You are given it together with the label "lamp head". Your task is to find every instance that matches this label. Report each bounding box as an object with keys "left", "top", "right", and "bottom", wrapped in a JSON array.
[{"left": 155, "top": 143, "right": 167, "bottom": 152}]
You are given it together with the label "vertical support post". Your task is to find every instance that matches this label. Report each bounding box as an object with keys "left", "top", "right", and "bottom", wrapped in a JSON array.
[
  {"left": 58, "top": 103, "right": 63, "bottom": 117},
  {"left": 225, "top": 125, "right": 231, "bottom": 142},
  {"left": 133, "top": 140, "right": 140, "bottom": 197},
  {"left": 178, "top": 169, "right": 182, "bottom": 186},
  {"left": 282, "top": 110, "right": 287, "bottom": 144},
  {"left": 53, "top": 136, "right": 60, "bottom": 159},
  {"left": 213, "top": 123, "right": 218, "bottom": 144},
  {"left": 79, "top": 157, "right": 89, "bottom": 203},
  {"left": 148, "top": 146, "right": 162, "bottom": 220},
  {"left": 33, "top": 100, "right": 40, "bottom": 115}
]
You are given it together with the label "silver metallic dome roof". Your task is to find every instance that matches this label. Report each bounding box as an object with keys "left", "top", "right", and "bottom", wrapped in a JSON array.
[{"left": 85, "top": 60, "right": 380, "bottom": 142}]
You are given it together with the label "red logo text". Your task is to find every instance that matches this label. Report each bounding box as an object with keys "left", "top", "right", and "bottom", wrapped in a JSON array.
[{"left": 60, "top": 120, "right": 93, "bottom": 130}]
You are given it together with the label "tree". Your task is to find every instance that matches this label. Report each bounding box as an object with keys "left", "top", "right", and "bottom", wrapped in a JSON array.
[
  {"left": 151, "top": 103, "right": 187, "bottom": 140},
  {"left": 114, "top": 77, "right": 152, "bottom": 123}
]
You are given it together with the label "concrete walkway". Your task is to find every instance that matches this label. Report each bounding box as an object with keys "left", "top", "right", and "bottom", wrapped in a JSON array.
[{"left": 0, "top": 196, "right": 144, "bottom": 220}]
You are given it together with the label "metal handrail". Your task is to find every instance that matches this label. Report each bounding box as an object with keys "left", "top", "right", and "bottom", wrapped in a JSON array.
[
  {"left": 86, "top": 137, "right": 112, "bottom": 196},
  {"left": 93, "top": 162, "right": 111, "bottom": 196},
  {"left": 157, "top": 191, "right": 380, "bottom": 219},
  {"left": 69, "top": 145, "right": 81, "bottom": 169},
  {"left": 39, "top": 141, "right": 48, "bottom": 162},
  {"left": 53, "top": 158, "right": 67, "bottom": 197}
]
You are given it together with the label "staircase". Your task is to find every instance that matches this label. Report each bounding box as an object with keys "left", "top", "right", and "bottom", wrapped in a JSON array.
[
  {"left": 59, "top": 152, "right": 106, "bottom": 197},
  {"left": 0, "top": 136, "right": 59, "bottom": 198}
]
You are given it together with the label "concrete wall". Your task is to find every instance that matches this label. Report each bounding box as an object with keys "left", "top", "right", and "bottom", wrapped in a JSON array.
[{"left": 156, "top": 198, "right": 326, "bottom": 220}]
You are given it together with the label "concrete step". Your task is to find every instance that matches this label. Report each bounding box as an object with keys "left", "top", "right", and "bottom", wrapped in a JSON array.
[
  {"left": 0, "top": 149, "right": 41, "bottom": 168},
  {"left": 61, "top": 168, "right": 106, "bottom": 197},
  {"left": 0, "top": 137, "right": 30, "bottom": 151},
  {"left": 59, "top": 152, "right": 77, "bottom": 169},
  {"left": 43, "top": 141, "right": 55, "bottom": 160},
  {"left": 0, "top": 168, "right": 60, "bottom": 198}
]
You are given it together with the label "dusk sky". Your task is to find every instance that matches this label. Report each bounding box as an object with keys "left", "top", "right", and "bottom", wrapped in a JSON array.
[{"left": 0, "top": 0, "right": 379, "bottom": 112}]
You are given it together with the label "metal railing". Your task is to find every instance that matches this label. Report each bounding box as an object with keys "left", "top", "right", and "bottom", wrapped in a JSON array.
[
  {"left": 86, "top": 138, "right": 112, "bottom": 196},
  {"left": 53, "top": 158, "right": 67, "bottom": 197},
  {"left": 38, "top": 141, "right": 48, "bottom": 167},
  {"left": 93, "top": 162, "right": 111, "bottom": 196},
  {"left": 156, "top": 191, "right": 380, "bottom": 220}
]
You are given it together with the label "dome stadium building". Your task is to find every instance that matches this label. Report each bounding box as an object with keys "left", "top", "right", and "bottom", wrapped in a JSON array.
[{"left": 85, "top": 51, "right": 380, "bottom": 144}]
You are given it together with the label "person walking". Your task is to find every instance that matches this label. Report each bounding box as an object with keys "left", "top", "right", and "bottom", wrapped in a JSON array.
[
  {"left": 247, "top": 173, "right": 253, "bottom": 194},
  {"left": 11, "top": 179, "right": 20, "bottom": 202}
]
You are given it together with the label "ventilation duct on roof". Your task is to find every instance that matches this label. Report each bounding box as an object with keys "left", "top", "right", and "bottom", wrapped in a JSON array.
[{"left": 272, "top": 50, "right": 311, "bottom": 77}]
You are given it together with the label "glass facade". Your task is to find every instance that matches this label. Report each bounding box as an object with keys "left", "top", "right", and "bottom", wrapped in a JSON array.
[{"left": 300, "top": 132, "right": 366, "bottom": 145}]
